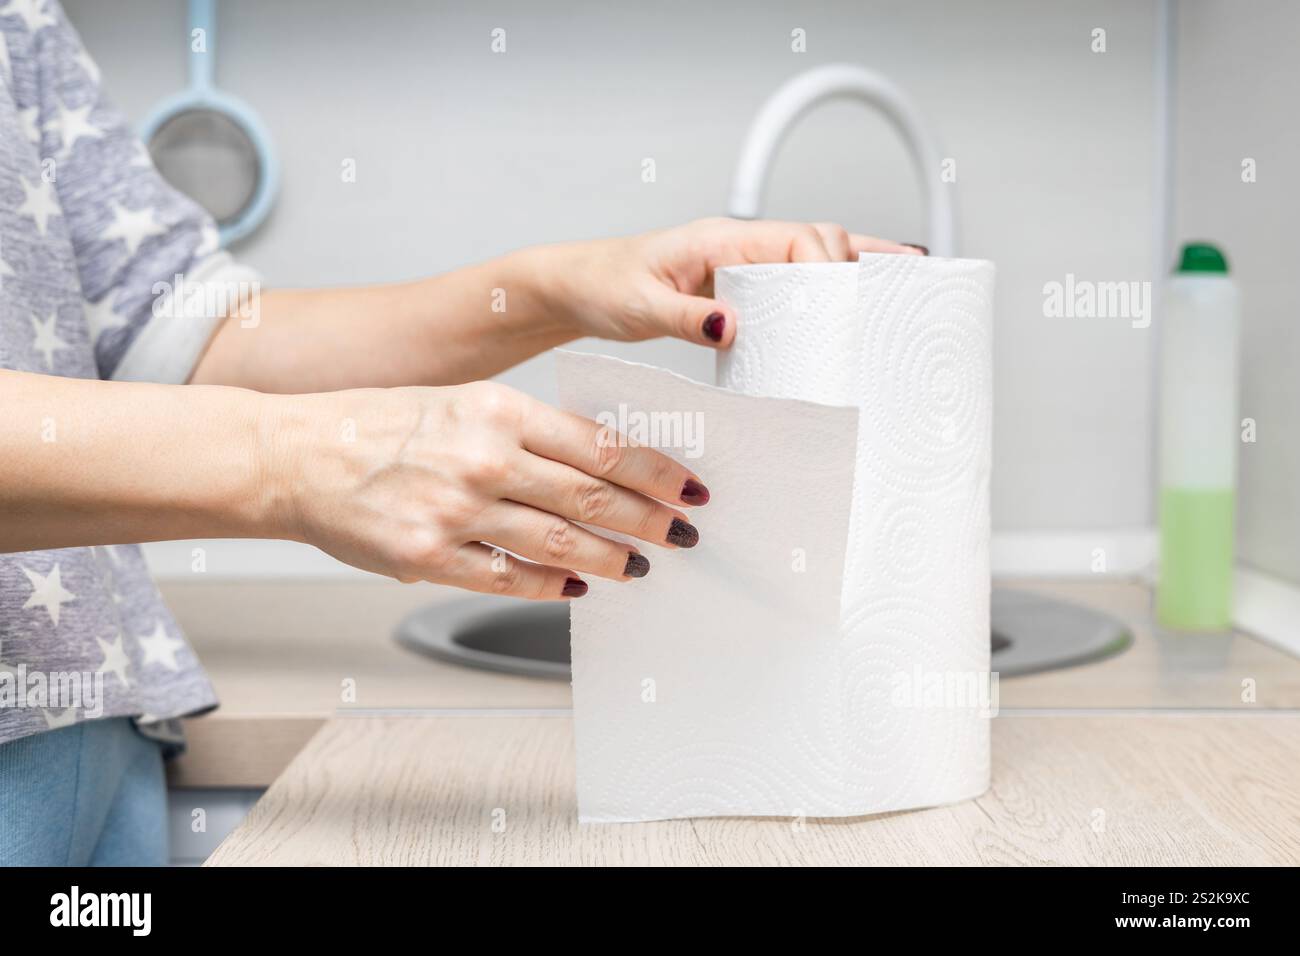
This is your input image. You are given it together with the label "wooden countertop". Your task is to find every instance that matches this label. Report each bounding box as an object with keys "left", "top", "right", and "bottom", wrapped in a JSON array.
[
  {"left": 162, "top": 577, "right": 1300, "bottom": 788},
  {"left": 206, "top": 712, "right": 1300, "bottom": 866}
]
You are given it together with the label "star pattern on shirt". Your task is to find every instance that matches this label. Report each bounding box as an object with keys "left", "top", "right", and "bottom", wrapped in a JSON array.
[
  {"left": 0, "top": 0, "right": 55, "bottom": 33},
  {"left": 16, "top": 174, "right": 60, "bottom": 235},
  {"left": 137, "top": 620, "right": 185, "bottom": 672},
  {"left": 83, "top": 290, "right": 127, "bottom": 338},
  {"left": 95, "top": 631, "right": 131, "bottom": 687},
  {"left": 196, "top": 223, "right": 220, "bottom": 257},
  {"left": 0, "top": 0, "right": 226, "bottom": 745},
  {"left": 100, "top": 201, "right": 165, "bottom": 256},
  {"left": 29, "top": 311, "right": 68, "bottom": 368},
  {"left": 130, "top": 141, "right": 153, "bottom": 169},
  {"left": 20, "top": 563, "right": 77, "bottom": 626},
  {"left": 45, "top": 101, "right": 103, "bottom": 155},
  {"left": 73, "top": 45, "right": 99, "bottom": 83}
]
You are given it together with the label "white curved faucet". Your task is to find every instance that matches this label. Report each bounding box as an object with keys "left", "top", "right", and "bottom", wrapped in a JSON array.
[{"left": 727, "top": 64, "right": 956, "bottom": 257}]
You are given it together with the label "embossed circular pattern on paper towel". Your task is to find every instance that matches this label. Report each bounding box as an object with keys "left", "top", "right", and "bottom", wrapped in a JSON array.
[
  {"left": 715, "top": 256, "right": 995, "bottom": 815},
  {"left": 874, "top": 503, "right": 938, "bottom": 586},
  {"left": 717, "top": 264, "right": 861, "bottom": 408},
  {"left": 839, "top": 595, "right": 990, "bottom": 807},
  {"left": 855, "top": 255, "right": 993, "bottom": 497}
]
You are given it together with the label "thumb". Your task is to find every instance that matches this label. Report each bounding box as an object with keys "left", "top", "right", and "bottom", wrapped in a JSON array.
[{"left": 653, "top": 289, "right": 736, "bottom": 349}]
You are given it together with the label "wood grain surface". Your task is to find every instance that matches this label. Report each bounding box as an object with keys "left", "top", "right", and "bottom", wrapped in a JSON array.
[{"left": 206, "top": 713, "right": 1300, "bottom": 866}]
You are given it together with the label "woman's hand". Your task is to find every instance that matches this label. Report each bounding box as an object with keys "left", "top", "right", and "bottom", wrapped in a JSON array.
[
  {"left": 1, "top": 371, "right": 700, "bottom": 600},
  {"left": 193, "top": 218, "right": 922, "bottom": 393},
  {"left": 539, "top": 217, "right": 925, "bottom": 349},
  {"left": 271, "top": 381, "right": 709, "bottom": 599}
]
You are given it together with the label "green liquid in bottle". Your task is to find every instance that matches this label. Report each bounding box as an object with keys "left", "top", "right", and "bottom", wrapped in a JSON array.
[{"left": 1156, "top": 487, "right": 1235, "bottom": 631}]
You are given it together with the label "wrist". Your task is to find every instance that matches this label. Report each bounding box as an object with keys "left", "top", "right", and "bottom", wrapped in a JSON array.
[
  {"left": 248, "top": 390, "right": 311, "bottom": 543},
  {"left": 500, "top": 243, "right": 582, "bottom": 340}
]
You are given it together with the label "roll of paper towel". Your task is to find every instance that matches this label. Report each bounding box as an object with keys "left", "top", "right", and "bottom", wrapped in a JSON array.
[{"left": 559, "top": 253, "right": 995, "bottom": 822}]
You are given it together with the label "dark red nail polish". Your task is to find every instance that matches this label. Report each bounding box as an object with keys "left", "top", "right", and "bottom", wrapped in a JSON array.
[
  {"left": 562, "top": 577, "right": 588, "bottom": 597},
  {"left": 703, "top": 312, "right": 726, "bottom": 342},
  {"left": 903, "top": 243, "right": 929, "bottom": 256},
  {"left": 623, "top": 553, "right": 650, "bottom": 578},
  {"left": 666, "top": 517, "right": 699, "bottom": 548},
  {"left": 680, "top": 478, "right": 710, "bottom": 506}
]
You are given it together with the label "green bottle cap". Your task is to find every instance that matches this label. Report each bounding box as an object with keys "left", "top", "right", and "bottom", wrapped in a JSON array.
[{"left": 1176, "top": 242, "right": 1229, "bottom": 274}]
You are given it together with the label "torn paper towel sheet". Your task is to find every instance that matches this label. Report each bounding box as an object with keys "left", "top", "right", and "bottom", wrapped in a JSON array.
[
  {"left": 557, "top": 252, "right": 995, "bottom": 823},
  {"left": 557, "top": 350, "right": 860, "bottom": 823}
]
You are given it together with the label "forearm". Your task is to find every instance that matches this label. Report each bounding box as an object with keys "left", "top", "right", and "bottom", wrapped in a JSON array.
[
  {"left": 190, "top": 247, "right": 576, "bottom": 392},
  {"left": 0, "top": 370, "right": 285, "bottom": 553}
]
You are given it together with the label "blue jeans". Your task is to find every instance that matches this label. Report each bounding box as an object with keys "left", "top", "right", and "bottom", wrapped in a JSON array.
[{"left": 0, "top": 717, "right": 167, "bottom": 866}]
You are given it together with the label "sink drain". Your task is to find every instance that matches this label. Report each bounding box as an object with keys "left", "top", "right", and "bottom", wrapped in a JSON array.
[
  {"left": 397, "top": 599, "right": 571, "bottom": 680},
  {"left": 990, "top": 589, "right": 1132, "bottom": 676}
]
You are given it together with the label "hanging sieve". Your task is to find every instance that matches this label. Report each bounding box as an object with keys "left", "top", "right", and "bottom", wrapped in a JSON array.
[{"left": 139, "top": 0, "right": 278, "bottom": 246}]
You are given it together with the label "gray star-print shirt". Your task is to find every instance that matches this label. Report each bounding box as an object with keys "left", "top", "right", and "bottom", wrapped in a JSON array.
[{"left": 1, "top": 2, "right": 257, "bottom": 749}]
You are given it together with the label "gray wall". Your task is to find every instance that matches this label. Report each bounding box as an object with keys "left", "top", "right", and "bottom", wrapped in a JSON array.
[
  {"left": 63, "top": 0, "right": 1165, "bottom": 541},
  {"left": 62, "top": 1, "right": 1297, "bottom": 596},
  {"left": 65, "top": 1, "right": 1297, "bottom": 582},
  {"left": 1175, "top": 0, "right": 1299, "bottom": 584}
]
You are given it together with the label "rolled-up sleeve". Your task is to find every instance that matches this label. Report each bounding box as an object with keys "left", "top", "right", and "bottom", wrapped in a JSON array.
[{"left": 35, "top": 4, "right": 259, "bottom": 383}]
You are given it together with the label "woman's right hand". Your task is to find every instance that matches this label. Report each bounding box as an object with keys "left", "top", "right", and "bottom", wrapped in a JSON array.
[{"left": 266, "top": 381, "right": 709, "bottom": 599}]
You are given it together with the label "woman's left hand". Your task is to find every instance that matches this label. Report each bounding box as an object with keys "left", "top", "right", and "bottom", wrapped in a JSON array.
[{"left": 542, "top": 217, "right": 925, "bottom": 349}]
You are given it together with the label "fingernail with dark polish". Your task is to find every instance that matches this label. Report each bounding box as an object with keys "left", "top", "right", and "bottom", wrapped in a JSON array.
[
  {"left": 666, "top": 517, "right": 699, "bottom": 548},
  {"left": 562, "top": 577, "right": 588, "bottom": 597},
  {"left": 703, "top": 312, "right": 726, "bottom": 342},
  {"left": 680, "top": 478, "right": 711, "bottom": 506},
  {"left": 623, "top": 552, "right": 650, "bottom": 578},
  {"left": 903, "top": 243, "right": 929, "bottom": 256}
]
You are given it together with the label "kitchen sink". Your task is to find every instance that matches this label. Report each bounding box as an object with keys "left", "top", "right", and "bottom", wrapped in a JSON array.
[{"left": 394, "top": 588, "right": 1132, "bottom": 680}]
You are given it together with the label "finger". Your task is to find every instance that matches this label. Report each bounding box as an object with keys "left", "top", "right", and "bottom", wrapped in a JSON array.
[
  {"left": 811, "top": 222, "right": 853, "bottom": 260},
  {"left": 787, "top": 223, "right": 834, "bottom": 262},
  {"left": 508, "top": 452, "right": 702, "bottom": 550},
  {"left": 649, "top": 287, "right": 735, "bottom": 348},
  {"left": 720, "top": 220, "right": 840, "bottom": 264},
  {"left": 479, "top": 501, "right": 649, "bottom": 581},
  {"left": 439, "top": 541, "right": 587, "bottom": 601},
  {"left": 518, "top": 399, "right": 709, "bottom": 511},
  {"left": 712, "top": 220, "right": 916, "bottom": 267},
  {"left": 848, "top": 233, "right": 926, "bottom": 256}
]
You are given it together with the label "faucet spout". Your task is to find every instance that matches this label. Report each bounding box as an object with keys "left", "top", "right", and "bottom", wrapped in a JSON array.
[{"left": 727, "top": 64, "right": 956, "bottom": 257}]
